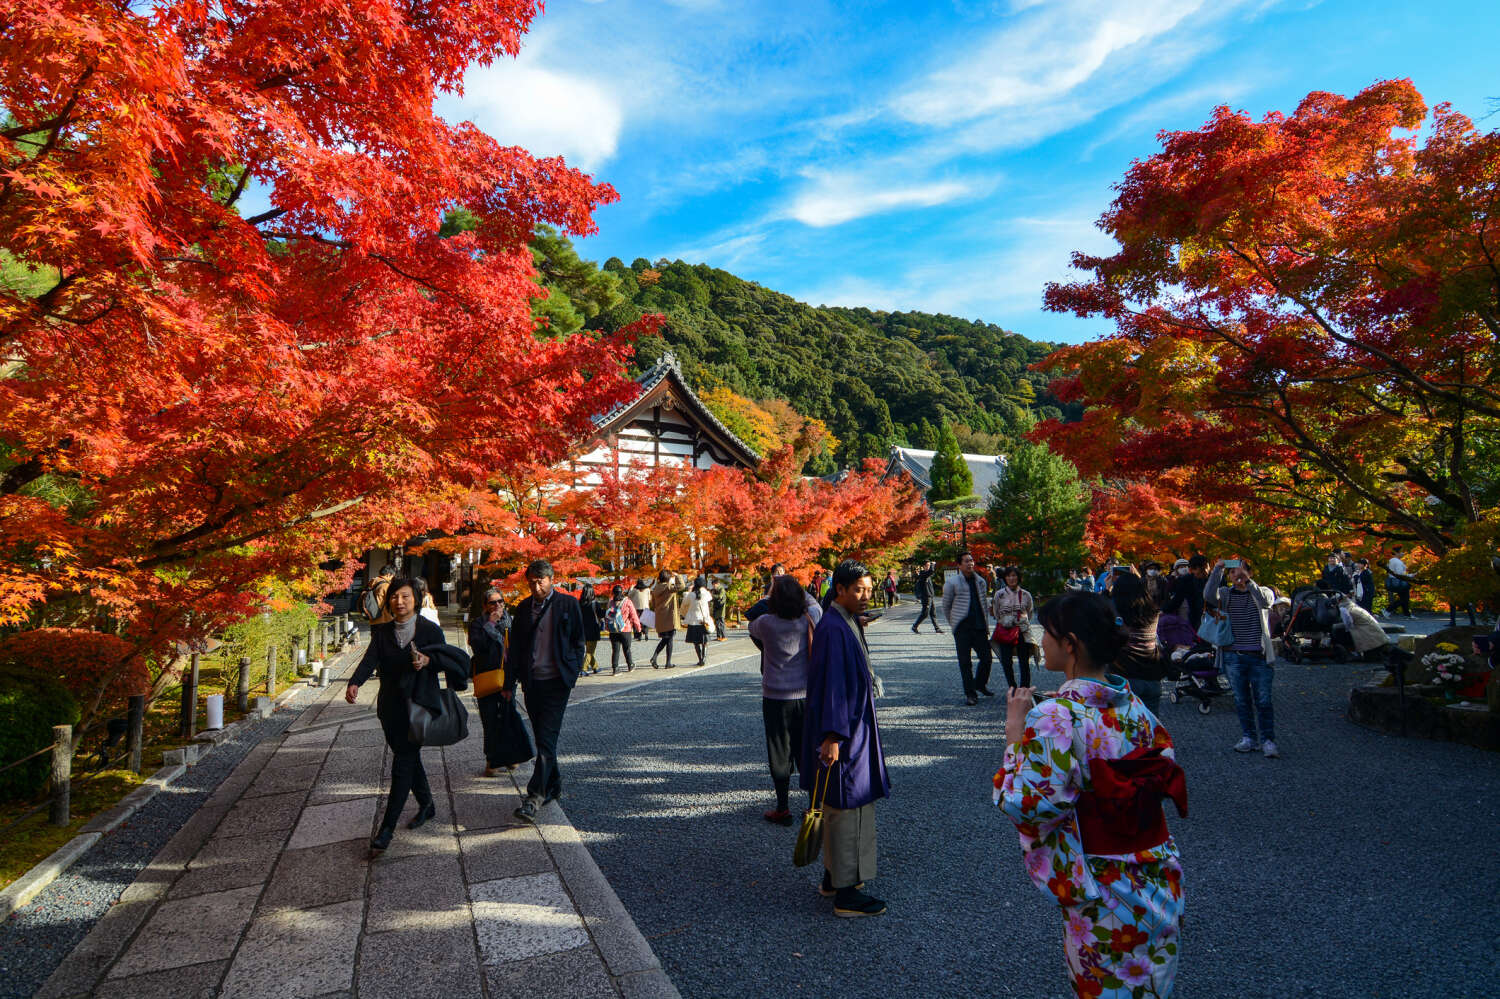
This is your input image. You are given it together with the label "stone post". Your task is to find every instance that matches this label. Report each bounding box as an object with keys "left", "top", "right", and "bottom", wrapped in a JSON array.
[
  {"left": 127, "top": 694, "right": 145, "bottom": 774},
  {"left": 49, "top": 725, "right": 71, "bottom": 826},
  {"left": 179, "top": 651, "right": 200, "bottom": 739},
  {"left": 266, "top": 646, "right": 277, "bottom": 698},
  {"left": 237, "top": 656, "right": 251, "bottom": 712}
]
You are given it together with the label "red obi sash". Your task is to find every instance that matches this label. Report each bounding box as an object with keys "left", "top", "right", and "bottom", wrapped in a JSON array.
[{"left": 1075, "top": 746, "right": 1187, "bottom": 855}]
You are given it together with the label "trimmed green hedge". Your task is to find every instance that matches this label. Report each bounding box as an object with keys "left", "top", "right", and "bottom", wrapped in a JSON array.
[{"left": 0, "top": 663, "right": 80, "bottom": 802}]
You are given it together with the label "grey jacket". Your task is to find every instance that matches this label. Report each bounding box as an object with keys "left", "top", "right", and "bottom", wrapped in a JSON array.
[{"left": 942, "top": 571, "right": 991, "bottom": 632}]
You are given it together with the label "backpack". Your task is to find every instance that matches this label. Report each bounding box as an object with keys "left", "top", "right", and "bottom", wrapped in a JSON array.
[
  {"left": 607, "top": 601, "right": 628, "bottom": 633},
  {"left": 361, "top": 580, "right": 385, "bottom": 621}
]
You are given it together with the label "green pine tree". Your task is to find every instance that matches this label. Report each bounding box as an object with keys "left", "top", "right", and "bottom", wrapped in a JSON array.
[
  {"left": 927, "top": 421, "right": 973, "bottom": 502},
  {"left": 984, "top": 438, "right": 1090, "bottom": 589}
]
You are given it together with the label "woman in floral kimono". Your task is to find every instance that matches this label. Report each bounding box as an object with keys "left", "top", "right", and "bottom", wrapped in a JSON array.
[{"left": 995, "top": 591, "right": 1187, "bottom": 998}]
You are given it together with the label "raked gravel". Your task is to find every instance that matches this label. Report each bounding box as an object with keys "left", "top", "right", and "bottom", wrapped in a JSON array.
[
  {"left": 558, "top": 603, "right": 1500, "bottom": 999},
  {"left": 0, "top": 680, "right": 326, "bottom": 999}
]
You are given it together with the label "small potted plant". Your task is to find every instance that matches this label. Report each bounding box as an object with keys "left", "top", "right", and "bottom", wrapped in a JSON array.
[{"left": 1422, "top": 643, "right": 1473, "bottom": 702}]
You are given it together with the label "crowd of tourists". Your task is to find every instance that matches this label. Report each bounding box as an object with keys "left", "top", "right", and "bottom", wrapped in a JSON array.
[{"left": 344, "top": 541, "right": 1441, "bottom": 998}]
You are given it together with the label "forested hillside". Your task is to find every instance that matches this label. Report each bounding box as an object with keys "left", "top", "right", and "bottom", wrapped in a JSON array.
[{"left": 522, "top": 226, "right": 1074, "bottom": 471}]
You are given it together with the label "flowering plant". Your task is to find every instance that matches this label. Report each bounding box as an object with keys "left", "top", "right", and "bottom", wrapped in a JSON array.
[{"left": 1422, "top": 643, "right": 1470, "bottom": 688}]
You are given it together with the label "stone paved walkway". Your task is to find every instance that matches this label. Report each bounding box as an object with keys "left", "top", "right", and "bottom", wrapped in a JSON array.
[{"left": 33, "top": 628, "right": 730, "bottom": 999}]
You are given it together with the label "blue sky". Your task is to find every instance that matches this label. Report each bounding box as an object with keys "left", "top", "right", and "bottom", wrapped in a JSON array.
[{"left": 438, "top": 0, "right": 1500, "bottom": 345}]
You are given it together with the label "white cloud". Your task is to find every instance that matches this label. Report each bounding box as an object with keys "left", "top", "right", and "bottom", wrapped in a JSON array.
[
  {"left": 892, "top": 0, "right": 1217, "bottom": 127},
  {"left": 785, "top": 172, "right": 979, "bottom": 227},
  {"left": 445, "top": 49, "right": 625, "bottom": 171},
  {"left": 787, "top": 205, "right": 1116, "bottom": 337}
]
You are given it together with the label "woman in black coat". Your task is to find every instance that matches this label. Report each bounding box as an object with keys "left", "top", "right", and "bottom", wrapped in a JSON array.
[
  {"left": 468, "top": 588, "right": 532, "bottom": 776},
  {"left": 346, "top": 576, "right": 458, "bottom": 853}
]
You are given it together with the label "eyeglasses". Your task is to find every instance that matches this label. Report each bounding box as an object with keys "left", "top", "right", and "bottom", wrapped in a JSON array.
[{"left": 485, "top": 599, "right": 502, "bottom": 607}]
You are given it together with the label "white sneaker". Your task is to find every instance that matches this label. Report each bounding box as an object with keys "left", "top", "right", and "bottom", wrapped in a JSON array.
[
  {"left": 1233, "top": 737, "right": 1257, "bottom": 753},
  {"left": 1262, "top": 740, "right": 1280, "bottom": 758}
]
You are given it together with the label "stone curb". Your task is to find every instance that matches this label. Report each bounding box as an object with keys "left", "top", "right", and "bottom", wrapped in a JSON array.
[
  {"left": 0, "top": 831, "right": 103, "bottom": 923},
  {"left": 529, "top": 798, "right": 682, "bottom": 999}
]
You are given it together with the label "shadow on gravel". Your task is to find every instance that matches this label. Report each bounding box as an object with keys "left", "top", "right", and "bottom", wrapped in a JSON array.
[{"left": 561, "top": 602, "right": 1500, "bottom": 999}]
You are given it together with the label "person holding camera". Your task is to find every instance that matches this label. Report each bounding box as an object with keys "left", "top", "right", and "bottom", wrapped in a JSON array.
[
  {"left": 990, "top": 565, "right": 1034, "bottom": 690},
  {"left": 996, "top": 591, "right": 1185, "bottom": 998},
  {"left": 1205, "top": 556, "right": 1279, "bottom": 758}
]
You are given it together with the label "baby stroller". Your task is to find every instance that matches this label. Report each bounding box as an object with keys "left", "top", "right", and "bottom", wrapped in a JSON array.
[
  {"left": 1281, "top": 586, "right": 1355, "bottom": 663},
  {"left": 1167, "top": 642, "right": 1228, "bottom": 714}
]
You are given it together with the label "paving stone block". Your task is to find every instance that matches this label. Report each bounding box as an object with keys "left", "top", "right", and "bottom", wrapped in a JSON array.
[
  {"left": 286, "top": 796, "right": 379, "bottom": 850},
  {"left": 169, "top": 832, "right": 283, "bottom": 898},
  {"left": 260, "top": 836, "right": 370, "bottom": 911},
  {"left": 306, "top": 770, "right": 382, "bottom": 807},
  {"left": 356, "top": 924, "right": 485, "bottom": 999},
  {"left": 219, "top": 898, "right": 364, "bottom": 999},
  {"left": 93, "top": 959, "right": 226, "bottom": 999},
  {"left": 471, "top": 872, "right": 590, "bottom": 966},
  {"left": 244, "top": 761, "right": 324, "bottom": 799},
  {"left": 458, "top": 824, "right": 552, "bottom": 883},
  {"left": 108, "top": 884, "right": 261, "bottom": 979},
  {"left": 262, "top": 745, "right": 331, "bottom": 771},
  {"left": 215, "top": 789, "right": 308, "bottom": 839},
  {"left": 281, "top": 723, "right": 341, "bottom": 749},
  {"left": 481, "top": 945, "right": 616, "bottom": 999},
  {"left": 367, "top": 852, "right": 469, "bottom": 933},
  {"left": 332, "top": 726, "right": 388, "bottom": 749},
  {"left": 614, "top": 968, "right": 683, "bottom": 999}
]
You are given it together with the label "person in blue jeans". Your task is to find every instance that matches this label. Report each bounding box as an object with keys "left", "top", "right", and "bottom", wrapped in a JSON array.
[{"left": 1205, "top": 557, "right": 1279, "bottom": 759}]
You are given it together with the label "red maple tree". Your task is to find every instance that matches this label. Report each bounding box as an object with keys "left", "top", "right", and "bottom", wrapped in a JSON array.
[{"left": 1, "top": 0, "right": 641, "bottom": 726}]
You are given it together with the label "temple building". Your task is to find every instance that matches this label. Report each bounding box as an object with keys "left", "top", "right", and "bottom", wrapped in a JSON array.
[
  {"left": 570, "top": 352, "right": 761, "bottom": 484},
  {"left": 884, "top": 445, "right": 1006, "bottom": 503}
]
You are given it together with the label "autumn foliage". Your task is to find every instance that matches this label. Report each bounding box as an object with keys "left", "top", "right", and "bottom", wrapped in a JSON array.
[
  {"left": 1040, "top": 80, "right": 1500, "bottom": 600},
  {"left": 0, "top": 0, "right": 645, "bottom": 727}
]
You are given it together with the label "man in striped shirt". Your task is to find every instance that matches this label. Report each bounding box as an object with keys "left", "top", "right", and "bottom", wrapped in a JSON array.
[{"left": 1205, "top": 556, "right": 1280, "bottom": 759}]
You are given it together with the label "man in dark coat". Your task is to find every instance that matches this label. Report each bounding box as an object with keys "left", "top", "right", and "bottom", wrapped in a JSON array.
[
  {"left": 505, "top": 559, "right": 585, "bottom": 823},
  {"left": 1352, "top": 558, "right": 1376, "bottom": 613},
  {"left": 801, "top": 559, "right": 890, "bottom": 918},
  {"left": 1318, "top": 553, "right": 1353, "bottom": 594},
  {"left": 910, "top": 561, "right": 942, "bottom": 634}
]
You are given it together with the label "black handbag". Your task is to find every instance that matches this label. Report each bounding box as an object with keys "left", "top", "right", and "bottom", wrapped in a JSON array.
[{"left": 408, "top": 683, "right": 469, "bottom": 747}]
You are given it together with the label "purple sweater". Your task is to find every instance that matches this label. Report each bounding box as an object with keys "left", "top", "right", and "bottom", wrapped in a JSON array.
[{"left": 749, "top": 606, "right": 821, "bottom": 700}]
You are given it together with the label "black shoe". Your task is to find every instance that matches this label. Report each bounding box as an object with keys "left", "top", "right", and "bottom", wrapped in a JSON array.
[
  {"left": 407, "top": 802, "right": 436, "bottom": 829},
  {"left": 513, "top": 798, "right": 539, "bottom": 824},
  {"left": 965, "top": 695, "right": 978, "bottom": 706},
  {"left": 651, "top": 660, "right": 659, "bottom": 669},
  {"left": 934, "top": 628, "right": 944, "bottom": 634},
  {"left": 370, "top": 827, "right": 394, "bottom": 853},
  {"left": 978, "top": 686, "right": 995, "bottom": 697},
  {"left": 911, "top": 625, "right": 919, "bottom": 634},
  {"left": 833, "top": 887, "right": 887, "bottom": 917},
  {"left": 819, "top": 871, "right": 865, "bottom": 897}
]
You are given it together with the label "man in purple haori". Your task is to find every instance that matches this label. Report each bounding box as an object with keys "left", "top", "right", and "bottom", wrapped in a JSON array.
[{"left": 801, "top": 558, "right": 891, "bottom": 918}]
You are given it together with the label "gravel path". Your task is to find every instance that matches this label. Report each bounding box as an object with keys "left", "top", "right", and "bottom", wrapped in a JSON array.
[
  {"left": 559, "top": 602, "right": 1500, "bottom": 998},
  {"left": 0, "top": 680, "right": 329, "bottom": 999}
]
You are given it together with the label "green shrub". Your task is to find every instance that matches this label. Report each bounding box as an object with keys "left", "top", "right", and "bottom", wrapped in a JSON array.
[{"left": 0, "top": 663, "right": 80, "bottom": 801}]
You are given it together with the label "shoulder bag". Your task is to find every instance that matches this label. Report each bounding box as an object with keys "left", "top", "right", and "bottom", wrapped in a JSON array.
[
  {"left": 1197, "top": 608, "right": 1234, "bottom": 647},
  {"left": 408, "top": 681, "right": 470, "bottom": 747},
  {"left": 793, "top": 762, "right": 834, "bottom": 868}
]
